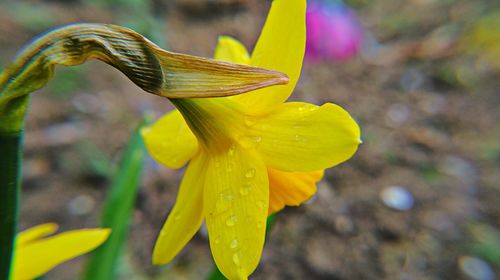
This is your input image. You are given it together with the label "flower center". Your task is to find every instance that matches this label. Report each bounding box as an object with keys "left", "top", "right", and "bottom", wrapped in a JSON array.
[{"left": 171, "top": 98, "right": 245, "bottom": 153}]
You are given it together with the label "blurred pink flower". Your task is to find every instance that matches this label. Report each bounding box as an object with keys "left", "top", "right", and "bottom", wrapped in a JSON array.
[{"left": 306, "top": 0, "right": 363, "bottom": 61}]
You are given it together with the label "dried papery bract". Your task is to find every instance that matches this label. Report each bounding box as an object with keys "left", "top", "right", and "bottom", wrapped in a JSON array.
[{"left": 0, "top": 23, "right": 288, "bottom": 133}]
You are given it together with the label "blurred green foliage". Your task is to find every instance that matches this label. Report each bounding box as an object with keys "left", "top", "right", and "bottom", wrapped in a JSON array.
[
  {"left": 47, "top": 66, "right": 89, "bottom": 97},
  {"left": 6, "top": 2, "right": 56, "bottom": 32},
  {"left": 468, "top": 223, "right": 500, "bottom": 267},
  {"left": 90, "top": 0, "right": 167, "bottom": 48},
  {"left": 84, "top": 118, "right": 149, "bottom": 280}
]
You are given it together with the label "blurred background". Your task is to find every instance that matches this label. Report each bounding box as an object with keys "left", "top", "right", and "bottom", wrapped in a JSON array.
[{"left": 0, "top": 0, "right": 499, "bottom": 279}]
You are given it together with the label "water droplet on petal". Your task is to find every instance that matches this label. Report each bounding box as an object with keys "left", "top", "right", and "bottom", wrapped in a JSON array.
[
  {"left": 228, "top": 146, "right": 235, "bottom": 156},
  {"left": 214, "top": 236, "right": 221, "bottom": 244},
  {"left": 239, "top": 135, "right": 262, "bottom": 149},
  {"left": 240, "top": 188, "right": 249, "bottom": 196},
  {"left": 230, "top": 239, "right": 239, "bottom": 249},
  {"left": 226, "top": 215, "right": 238, "bottom": 227},
  {"left": 256, "top": 200, "right": 266, "bottom": 209},
  {"left": 240, "top": 183, "right": 253, "bottom": 196},
  {"left": 257, "top": 221, "right": 263, "bottom": 229},
  {"left": 232, "top": 253, "right": 241, "bottom": 266},
  {"left": 174, "top": 214, "right": 181, "bottom": 221},
  {"left": 245, "top": 168, "right": 256, "bottom": 178},
  {"left": 244, "top": 116, "right": 257, "bottom": 127}
]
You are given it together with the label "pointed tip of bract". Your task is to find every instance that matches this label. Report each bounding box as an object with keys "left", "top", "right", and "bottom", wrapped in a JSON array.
[{"left": 152, "top": 49, "right": 289, "bottom": 99}]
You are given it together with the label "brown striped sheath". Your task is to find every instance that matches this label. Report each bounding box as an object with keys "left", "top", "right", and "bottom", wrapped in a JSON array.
[
  {"left": 0, "top": 23, "right": 288, "bottom": 133},
  {"left": 0, "top": 23, "right": 288, "bottom": 101}
]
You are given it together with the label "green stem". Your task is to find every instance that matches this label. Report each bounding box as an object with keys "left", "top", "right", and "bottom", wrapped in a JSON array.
[{"left": 0, "top": 131, "right": 22, "bottom": 280}]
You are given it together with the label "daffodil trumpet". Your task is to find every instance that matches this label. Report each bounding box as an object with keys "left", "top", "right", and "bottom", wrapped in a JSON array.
[
  {"left": 142, "top": 0, "right": 361, "bottom": 279},
  {"left": 11, "top": 223, "right": 110, "bottom": 280}
]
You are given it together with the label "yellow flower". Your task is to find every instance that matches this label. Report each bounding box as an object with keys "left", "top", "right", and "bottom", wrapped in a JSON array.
[
  {"left": 11, "top": 223, "right": 110, "bottom": 280},
  {"left": 142, "top": 0, "right": 360, "bottom": 279}
]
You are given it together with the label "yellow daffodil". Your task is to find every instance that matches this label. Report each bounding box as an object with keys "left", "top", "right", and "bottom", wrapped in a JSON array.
[
  {"left": 10, "top": 223, "right": 110, "bottom": 280},
  {"left": 142, "top": 0, "right": 361, "bottom": 279}
]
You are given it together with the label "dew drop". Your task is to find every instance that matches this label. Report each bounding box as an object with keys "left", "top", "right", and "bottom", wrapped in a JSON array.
[
  {"left": 256, "top": 200, "right": 266, "bottom": 209},
  {"left": 240, "top": 184, "right": 252, "bottom": 196},
  {"left": 245, "top": 168, "right": 256, "bottom": 178},
  {"left": 257, "top": 221, "right": 263, "bottom": 229},
  {"left": 228, "top": 146, "right": 235, "bottom": 156},
  {"left": 232, "top": 253, "right": 241, "bottom": 266},
  {"left": 244, "top": 116, "right": 257, "bottom": 126},
  {"left": 214, "top": 236, "right": 221, "bottom": 244},
  {"left": 174, "top": 214, "right": 181, "bottom": 221},
  {"left": 226, "top": 215, "right": 237, "bottom": 227},
  {"left": 230, "top": 239, "right": 239, "bottom": 249},
  {"left": 240, "top": 187, "right": 250, "bottom": 196},
  {"left": 240, "top": 188, "right": 249, "bottom": 196},
  {"left": 239, "top": 136, "right": 261, "bottom": 149},
  {"left": 226, "top": 194, "right": 234, "bottom": 201}
]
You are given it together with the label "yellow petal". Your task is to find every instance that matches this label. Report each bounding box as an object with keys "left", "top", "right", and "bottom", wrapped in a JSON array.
[
  {"left": 268, "top": 168, "right": 323, "bottom": 214},
  {"left": 235, "top": 0, "right": 306, "bottom": 113},
  {"left": 251, "top": 102, "right": 361, "bottom": 172},
  {"left": 142, "top": 110, "right": 198, "bottom": 169},
  {"left": 152, "top": 153, "right": 206, "bottom": 264},
  {"left": 16, "top": 223, "right": 58, "bottom": 246},
  {"left": 204, "top": 147, "right": 268, "bottom": 280},
  {"left": 214, "top": 36, "right": 250, "bottom": 64},
  {"left": 12, "top": 228, "right": 110, "bottom": 280}
]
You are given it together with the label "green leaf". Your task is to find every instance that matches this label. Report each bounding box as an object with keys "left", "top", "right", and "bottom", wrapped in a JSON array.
[{"left": 83, "top": 118, "right": 150, "bottom": 280}]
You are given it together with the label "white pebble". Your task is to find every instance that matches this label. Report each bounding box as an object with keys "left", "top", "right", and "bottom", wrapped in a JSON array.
[{"left": 380, "top": 186, "right": 414, "bottom": 211}]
